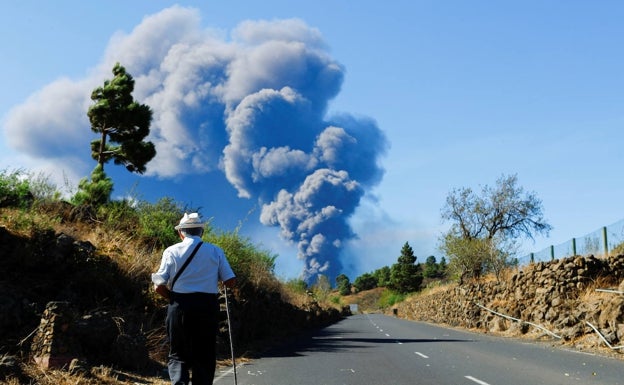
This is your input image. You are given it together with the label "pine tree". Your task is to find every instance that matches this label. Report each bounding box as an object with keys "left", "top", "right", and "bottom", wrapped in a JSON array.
[
  {"left": 88, "top": 63, "right": 155, "bottom": 173},
  {"left": 74, "top": 63, "right": 156, "bottom": 206},
  {"left": 373, "top": 266, "right": 391, "bottom": 287},
  {"left": 336, "top": 274, "right": 351, "bottom": 295},
  {"left": 389, "top": 242, "right": 423, "bottom": 293},
  {"left": 423, "top": 255, "right": 438, "bottom": 278},
  {"left": 438, "top": 256, "right": 447, "bottom": 276},
  {"left": 353, "top": 273, "right": 377, "bottom": 292},
  {"left": 72, "top": 164, "right": 113, "bottom": 206}
]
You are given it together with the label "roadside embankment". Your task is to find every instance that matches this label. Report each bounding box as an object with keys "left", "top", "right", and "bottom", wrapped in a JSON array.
[{"left": 392, "top": 255, "right": 624, "bottom": 354}]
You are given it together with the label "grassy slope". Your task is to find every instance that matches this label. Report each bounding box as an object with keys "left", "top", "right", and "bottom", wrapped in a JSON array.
[{"left": 0, "top": 205, "right": 345, "bottom": 384}]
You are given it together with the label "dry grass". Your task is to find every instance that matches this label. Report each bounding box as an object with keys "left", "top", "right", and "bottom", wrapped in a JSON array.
[
  {"left": 578, "top": 275, "right": 622, "bottom": 303},
  {"left": 4, "top": 364, "right": 171, "bottom": 385},
  {"left": 0, "top": 207, "right": 59, "bottom": 237},
  {"left": 489, "top": 297, "right": 512, "bottom": 309},
  {"left": 419, "top": 280, "right": 457, "bottom": 297},
  {"left": 495, "top": 266, "right": 517, "bottom": 282},
  {"left": 341, "top": 287, "right": 386, "bottom": 312},
  {"left": 0, "top": 377, "right": 21, "bottom": 385},
  {"left": 278, "top": 287, "right": 312, "bottom": 308}
]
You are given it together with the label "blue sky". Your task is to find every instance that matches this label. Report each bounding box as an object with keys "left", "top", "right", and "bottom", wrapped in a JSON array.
[{"left": 1, "top": 1, "right": 623, "bottom": 282}]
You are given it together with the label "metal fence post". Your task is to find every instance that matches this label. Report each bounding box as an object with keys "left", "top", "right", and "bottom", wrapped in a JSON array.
[
  {"left": 572, "top": 238, "right": 577, "bottom": 256},
  {"left": 603, "top": 226, "right": 609, "bottom": 257},
  {"left": 550, "top": 245, "right": 554, "bottom": 261}
]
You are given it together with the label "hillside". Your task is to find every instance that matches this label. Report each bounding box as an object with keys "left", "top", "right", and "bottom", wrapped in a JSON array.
[
  {"left": 389, "top": 254, "right": 624, "bottom": 359},
  {"left": 341, "top": 287, "right": 387, "bottom": 314},
  {"left": 0, "top": 204, "right": 347, "bottom": 384}
]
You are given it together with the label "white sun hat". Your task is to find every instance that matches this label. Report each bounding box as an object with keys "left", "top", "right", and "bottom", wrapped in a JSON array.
[{"left": 174, "top": 212, "right": 204, "bottom": 230}]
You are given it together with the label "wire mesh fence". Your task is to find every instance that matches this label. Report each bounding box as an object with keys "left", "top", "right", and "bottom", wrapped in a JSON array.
[{"left": 517, "top": 218, "right": 624, "bottom": 266}]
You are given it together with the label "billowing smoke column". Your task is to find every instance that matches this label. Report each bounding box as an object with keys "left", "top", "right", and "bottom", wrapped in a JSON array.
[
  {"left": 3, "top": 7, "right": 387, "bottom": 284},
  {"left": 224, "top": 86, "right": 387, "bottom": 282}
]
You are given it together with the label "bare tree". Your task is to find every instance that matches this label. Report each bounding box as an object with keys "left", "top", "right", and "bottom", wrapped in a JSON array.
[{"left": 439, "top": 174, "right": 551, "bottom": 281}]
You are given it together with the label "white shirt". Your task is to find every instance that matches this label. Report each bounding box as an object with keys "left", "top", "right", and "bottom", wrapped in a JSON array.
[{"left": 151, "top": 236, "right": 235, "bottom": 294}]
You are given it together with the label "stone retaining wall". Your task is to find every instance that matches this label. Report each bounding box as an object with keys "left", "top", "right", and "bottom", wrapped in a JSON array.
[
  {"left": 30, "top": 301, "right": 80, "bottom": 369},
  {"left": 29, "top": 301, "right": 150, "bottom": 370},
  {"left": 394, "top": 255, "right": 624, "bottom": 348}
]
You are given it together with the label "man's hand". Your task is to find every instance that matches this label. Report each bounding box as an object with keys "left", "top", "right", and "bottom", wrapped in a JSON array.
[
  {"left": 223, "top": 277, "right": 237, "bottom": 289},
  {"left": 154, "top": 284, "right": 171, "bottom": 300}
]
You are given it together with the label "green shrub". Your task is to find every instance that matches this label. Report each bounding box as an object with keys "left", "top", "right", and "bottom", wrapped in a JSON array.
[
  {"left": 100, "top": 199, "right": 139, "bottom": 233},
  {"left": 284, "top": 278, "right": 308, "bottom": 294},
  {"left": 136, "top": 197, "right": 186, "bottom": 250},
  {"left": 311, "top": 275, "right": 331, "bottom": 302},
  {"left": 1, "top": 209, "right": 57, "bottom": 234},
  {"left": 377, "top": 289, "right": 405, "bottom": 309},
  {"left": 0, "top": 168, "right": 34, "bottom": 208},
  {"left": 206, "top": 228, "right": 276, "bottom": 288},
  {"left": 29, "top": 172, "right": 61, "bottom": 201},
  {"left": 72, "top": 165, "right": 113, "bottom": 207}
]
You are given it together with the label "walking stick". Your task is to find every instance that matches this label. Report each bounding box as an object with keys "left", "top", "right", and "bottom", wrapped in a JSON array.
[{"left": 224, "top": 286, "right": 238, "bottom": 385}]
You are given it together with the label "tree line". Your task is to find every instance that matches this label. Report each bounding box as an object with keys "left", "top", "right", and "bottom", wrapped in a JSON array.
[
  {"left": 342, "top": 174, "right": 551, "bottom": 294},
  {"left": 336, "top": 242, "right": 447, "bottom": 295}
]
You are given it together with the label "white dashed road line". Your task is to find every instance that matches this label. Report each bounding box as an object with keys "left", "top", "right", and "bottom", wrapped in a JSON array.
[
  {"left": 465, "top": 375, "right": 491, "bottom": 385},
  {"left": 366, "top": 316, "right": 492, "bottom": 385}
]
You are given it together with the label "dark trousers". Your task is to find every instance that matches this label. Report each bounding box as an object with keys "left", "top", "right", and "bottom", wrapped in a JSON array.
[{"left": 166, "top": 292, "right": 219, "bottom": 385}]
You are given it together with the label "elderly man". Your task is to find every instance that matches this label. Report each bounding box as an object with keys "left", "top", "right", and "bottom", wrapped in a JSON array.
[{"left": 152, "top": 212, "right": 236, "bottom": 385}]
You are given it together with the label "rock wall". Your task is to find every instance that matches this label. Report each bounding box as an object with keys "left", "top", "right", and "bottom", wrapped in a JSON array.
[
  {"left": 30, "top": 301, "right": 80, "bottom": 369},
  {"left": 394, "top": 255, "right": 624, "bottom": 350},
  {"left": 29, "top": 301, "right": 150, "bottom": 370}
]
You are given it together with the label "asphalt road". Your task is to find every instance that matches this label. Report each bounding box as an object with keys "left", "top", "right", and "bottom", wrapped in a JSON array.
[{"left": 214, "top": 314, "right": 623, "bottom": 385}]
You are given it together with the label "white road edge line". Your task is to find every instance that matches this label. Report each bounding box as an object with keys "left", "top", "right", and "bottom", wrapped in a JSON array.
[
  {"left": 465, "top": 375, "right": 491, "bottom": 385},
  {"left": 414, "top": 352, "right": 428, "bottom": 358},
  {"left": 214, "top": 363, "right": 247, "bottom": 383}
]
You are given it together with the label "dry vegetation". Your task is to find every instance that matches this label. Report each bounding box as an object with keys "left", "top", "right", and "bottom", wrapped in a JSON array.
[
  {"left": 340, "top": 287, "right": 387, "bottom": 313},
  {"left": 0, "top": 192, "right": 344, "bottom": 384},
  {"left": 4, "top": 365, "right": 171, "bottom": 385}
]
